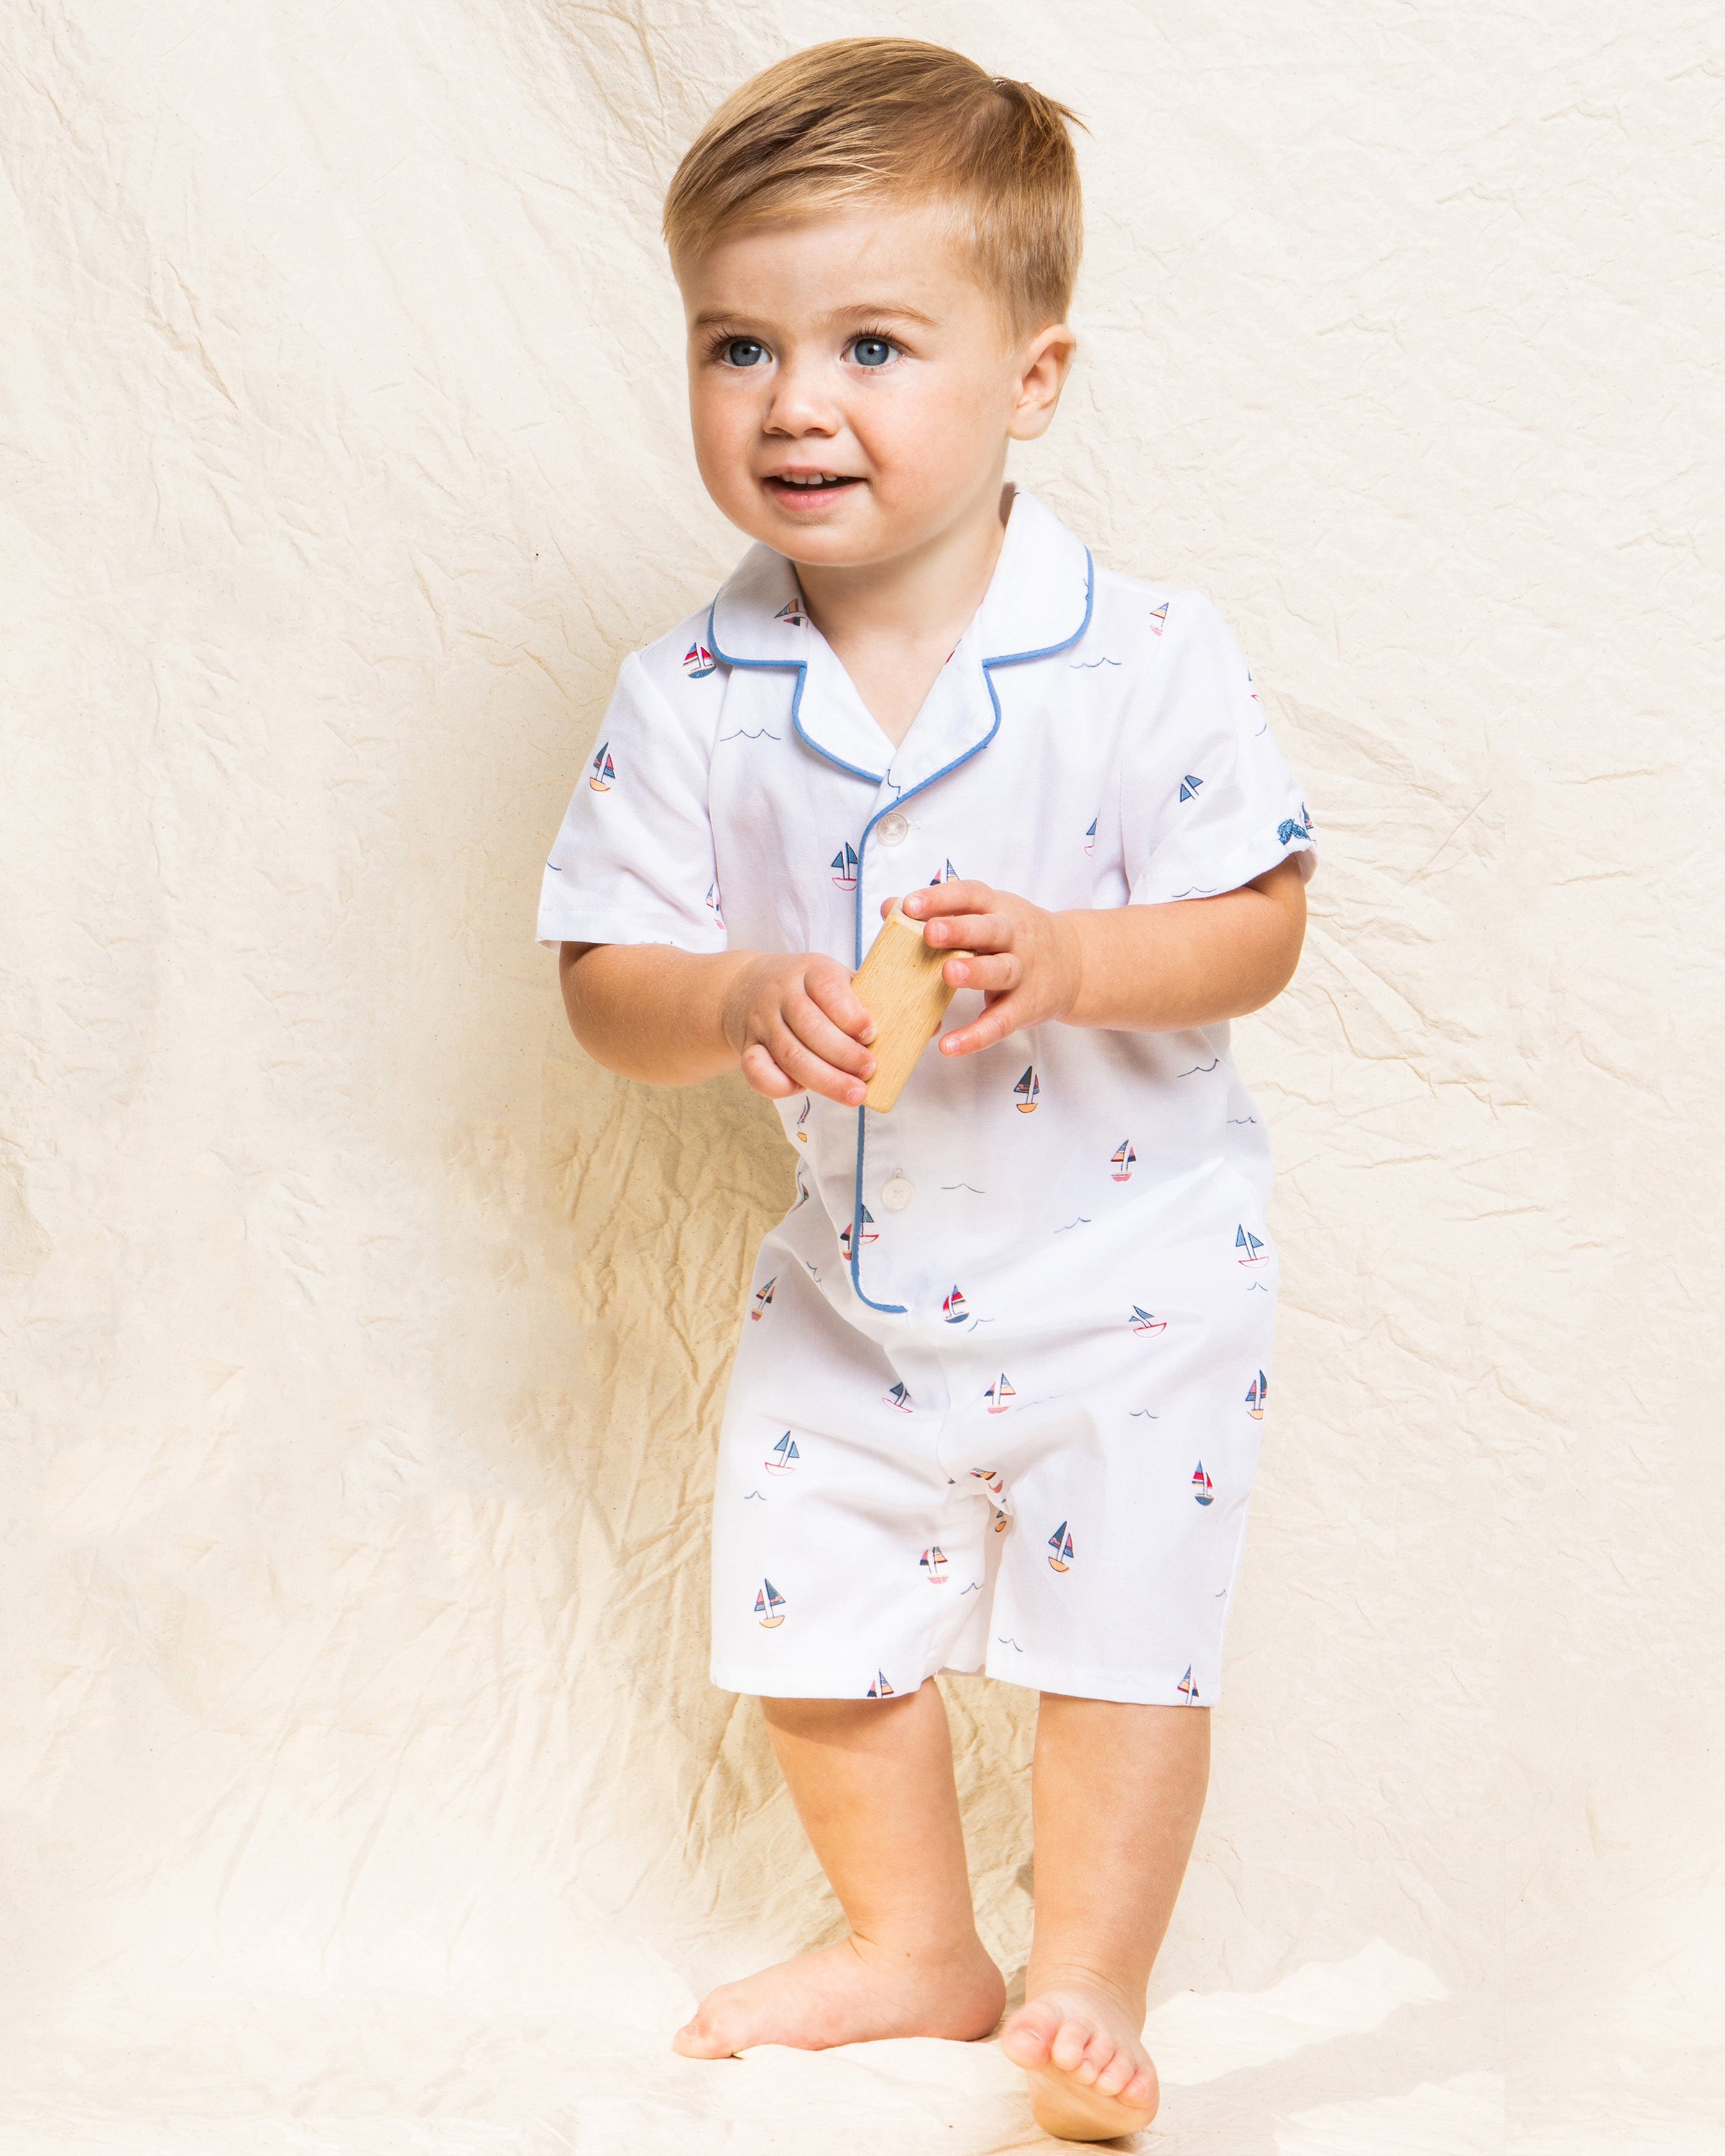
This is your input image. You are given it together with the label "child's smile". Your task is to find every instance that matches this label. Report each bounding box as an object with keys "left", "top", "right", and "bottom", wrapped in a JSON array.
[{"left": 761, "top": 466, "right": 866, "bottom": 510}]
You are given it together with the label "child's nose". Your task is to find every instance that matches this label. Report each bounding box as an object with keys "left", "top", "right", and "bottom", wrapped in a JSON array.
[{"left": 763, "top": 361, "right": 842, "bottom": 436}]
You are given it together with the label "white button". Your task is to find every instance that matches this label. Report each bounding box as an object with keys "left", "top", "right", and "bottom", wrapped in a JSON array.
[
  {"left": 876, "top": 811, "right": 909, "bottom": 846},
  {"left": 880, "top": 1176, "right": 914, "bottom": 1212}
]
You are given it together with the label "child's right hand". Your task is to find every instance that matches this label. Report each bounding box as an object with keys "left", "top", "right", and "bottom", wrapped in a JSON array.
[{"left": 721, "top": 952, "right": 878, "bottom": 1107}]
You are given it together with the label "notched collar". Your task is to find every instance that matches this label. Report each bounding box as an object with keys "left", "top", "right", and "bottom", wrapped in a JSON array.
[
  {"left": 707, "top": 489, "right": 1092, "bottom": 668},
  {"left": 973, "top": 489, "right": 1094, "bottom": 663},
  {"left": 708, "top": 544, "right": 808, "bottom": 668},
  {"left": 703, "top": 489, "right": 1094, "bottom": 789}
]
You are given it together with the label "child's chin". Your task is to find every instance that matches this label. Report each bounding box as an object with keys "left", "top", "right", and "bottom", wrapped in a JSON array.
[{"left": 759, "top": 494, "right": 871, "bottom": 538}]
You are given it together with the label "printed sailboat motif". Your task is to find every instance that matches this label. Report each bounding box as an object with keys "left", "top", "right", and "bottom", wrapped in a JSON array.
[
  {"left": 1130, "top": 1305, "right": 1168, "bottom": 1335},
  {"left": 1013, "top": 1067, "right": 1040, "bottom": 1112},
  {"left": 942, "top": 1285, "right": 968, "bottom": 1325},
  {"left": 1191, "top": 1461, "right": 1214, "bottom": 1506},
  {"left": 705, "top": 880, "right": 724, "bottom": 926},
  {"left": 984, "top": 1373, "right": 1015, "bottom": 1414},
  {"left": 919, "top": 1545, "right": 949, "bottom": 1584},
  {"left": 766, "top": 1432, "right": 800, "bottom": 1476},
  {"left": 588, "top": 742, "right": 615, "bottom": 791},
  {"left": 774, "top": 596, "right": 809, "bottom": 627},
  {"left": 1047, "top": 1521, "right": 1075, "bottom": 1573},
  {"left": 1235, "top": 1224, "right": 1269, "bottom": 1268},
  {"left": 750, "top": 1276, "right": 776, "bottom": 1321},
  {"left": 1246, "top": 1370, "right": 1268, "bottom": 1419},
  {"left": 929, "top": 860, "right": 959, "bottom": 884},
  {"left": 831, "top": 842, "right": 860, "bottom": 890},
  {"left": 839, "top": 1206, "right": 879, "bottom": 1259},
  {"left": 795, "top": 1096, "right": 811, "bottom": 1143},
  {"left": 1179, "top": 774, "right": 1205, "bottom": 803},
  {"left": 755, "top": 1579, "right": 786, "bottom": 1628},
  {"left": 1149, "top": 602, "right": 1169, "bottom": 637},
  {"left": 1084, "top": 816, "right": 1097, "bottom": 855},
  {"left": 884, "top": 1381, "right": 913, "bottom": 1413},
  {"left": 682, "top": 640, "right": 716, "bottom": 678},
  {"left": 867, "top": 1669, "right": 896, "bottom": 1698},
  {"left": 1110, "top": 1140, "right": 1136, "bottom": 1183},
  {"left": 1178, "top": 1664, "right": 1200, "bottom": 1703},
  {"left": 971, "top": 1468, "right": 1012, "bottom": 1537}
]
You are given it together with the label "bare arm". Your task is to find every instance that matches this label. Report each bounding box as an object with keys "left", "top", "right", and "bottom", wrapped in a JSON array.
[
  {"left": 560, "top": 939, "right": 880, "bottom": 1102},
  {"left": 904, "top": 855, "right": 1308, "bottom": 1055},
  {"left": 558, "top": 854, "right": 1307, "bottom": 1100}
]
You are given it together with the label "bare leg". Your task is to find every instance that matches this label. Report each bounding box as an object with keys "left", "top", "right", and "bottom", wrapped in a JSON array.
[
  {"left": 999, "top": 1695, "right": 1210, "bottom": 2139},
  {"left": 673, "top": 1679, "right": 1005, "bottom": 2057}
]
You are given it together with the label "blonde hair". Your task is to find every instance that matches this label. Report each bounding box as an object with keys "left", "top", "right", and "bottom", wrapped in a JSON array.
[{"left": 663, "top": 39, "right": 1083, "bottom": 334}]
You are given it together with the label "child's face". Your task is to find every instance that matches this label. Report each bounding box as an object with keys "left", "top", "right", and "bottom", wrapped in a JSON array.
[{"left": 678, "top": 201, "right": 1072, "bottom": 569}]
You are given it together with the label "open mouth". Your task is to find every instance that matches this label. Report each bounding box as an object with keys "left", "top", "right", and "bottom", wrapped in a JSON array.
[{"left": 762, "top": 472, "right": 864, "bottom": 507}]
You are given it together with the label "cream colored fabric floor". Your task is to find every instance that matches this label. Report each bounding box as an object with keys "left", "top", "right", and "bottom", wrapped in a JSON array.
[{"left": 4, "top": 2, "right": 1721, "bottom": 2150}]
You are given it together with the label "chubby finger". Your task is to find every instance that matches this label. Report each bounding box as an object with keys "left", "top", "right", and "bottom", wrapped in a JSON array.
[
  {"left": 767, "top": 1021, "right": 870, "bottom": 1107},
  {"left": 939, "top": 991, "right": 1027, "bottom": 1058},
  {"left": 804, "top": 960, "right": 878, "bottom": 1045},
  {"left": 940, "top": 950, "right": 1023, "bottom": 995},
  {"left": 740, "top": 1043, "right": 798, "bottom": 1098},
  {"left": 921, "top": 908, "right": 1012, "bottom": 952},
  {"left": 782, "top": 991, "right": 877, "bottom": 1080},
  {"left": 902, "top": 878, "right": 994, "bottom": 921}
]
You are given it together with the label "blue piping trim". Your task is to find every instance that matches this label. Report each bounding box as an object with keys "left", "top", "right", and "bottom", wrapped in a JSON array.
[
  {"left": 848, "top": 1112, "right": 906, "bottom": 1312},
  {"left": 709, "top": 551, "right": 1097, "bottom": 1319},
  {"left": 845, "top": 549, "right": 1095, "bottom": 1312},
  {"left": 980, "top": 549, "right": 1096, "bottom": 673},
  {"left": 705, "top": 604, "right": 885, "bottom": 786}
]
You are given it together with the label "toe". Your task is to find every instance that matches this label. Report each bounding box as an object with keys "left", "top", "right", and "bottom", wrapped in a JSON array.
[
  {"left": 1095, "top": 2049, "right": 1138, "bottom": 2097},
  {"left": 999, "top": 2002, "right": 1061, "bottom": 2068},
  {"left": 1075, "top": 2033, "right": 1119, "bottom": 2086},
  {"left": 1049, "top": 2015, "right": 1095, "bottom": 2073},
  {"left": 671, "top": 2011, "right": 737, "bottom": 2060}
]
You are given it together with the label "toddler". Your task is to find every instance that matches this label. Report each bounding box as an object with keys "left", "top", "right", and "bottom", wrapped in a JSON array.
[{"left": 539, "top": 39, "right": 1314, "bottom": 2141}]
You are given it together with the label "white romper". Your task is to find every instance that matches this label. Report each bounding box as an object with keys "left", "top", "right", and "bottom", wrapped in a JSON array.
[{"left": 538, "top": 489, "right": 1315, "bottom": 1708}]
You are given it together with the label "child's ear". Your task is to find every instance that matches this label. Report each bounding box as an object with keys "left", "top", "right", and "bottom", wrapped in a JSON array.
[{"left": 1008, "top": 323, "right": 1077, "bottom": 443}]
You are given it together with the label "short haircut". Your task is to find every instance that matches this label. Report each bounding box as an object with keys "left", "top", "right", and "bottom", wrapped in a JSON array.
[{"left": 663, "top": 39, "right": 1083, "bottom": 333}]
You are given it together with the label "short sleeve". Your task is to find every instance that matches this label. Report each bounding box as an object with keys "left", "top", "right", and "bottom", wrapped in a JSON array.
[
  {"left": 1121, "top": 593, "right": 1316, "bottom": 905},
  {"left": 535, "top": 651, "right": 727, "bottom": 952}
]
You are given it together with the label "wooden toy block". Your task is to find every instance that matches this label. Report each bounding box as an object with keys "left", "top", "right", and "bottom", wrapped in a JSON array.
[{"left": 851, "top": 899, "right": 970, "bottom": 1112}]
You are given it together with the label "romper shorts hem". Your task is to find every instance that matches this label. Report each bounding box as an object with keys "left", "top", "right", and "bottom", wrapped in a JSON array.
[
  {"left": 978, "top": 1650, "right": 1221, "bottom": 1708},
  {"left": 709, "top": 1655, "right": 1221, "bottom": 1709}
]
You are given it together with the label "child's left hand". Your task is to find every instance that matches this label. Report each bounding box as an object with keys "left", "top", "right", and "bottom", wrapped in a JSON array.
[{"left": 891, "top": 881, "right": 1082, "bottom": 1057}]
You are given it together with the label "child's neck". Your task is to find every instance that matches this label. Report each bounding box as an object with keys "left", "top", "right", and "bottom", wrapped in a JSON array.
[{"left": 794, "top": 478, "right": 1013, "bottom": 751}]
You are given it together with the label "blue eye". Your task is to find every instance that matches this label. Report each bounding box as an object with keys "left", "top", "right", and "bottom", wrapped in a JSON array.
[
  {"left": 724, "top": 339, "right": 766, "bottom": 367},
  {"left": 851, "top": 336, "right": 894, "bottom": 368}
]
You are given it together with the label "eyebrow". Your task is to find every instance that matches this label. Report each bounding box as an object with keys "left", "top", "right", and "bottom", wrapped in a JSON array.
[{"left": 689, "top": 301, "right": 942, "bottom": 333}]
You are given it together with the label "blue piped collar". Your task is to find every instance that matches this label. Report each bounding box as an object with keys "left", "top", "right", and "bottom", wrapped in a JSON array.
[{"left": 707, "top": 487, "right": 1092, "bottom": 671}]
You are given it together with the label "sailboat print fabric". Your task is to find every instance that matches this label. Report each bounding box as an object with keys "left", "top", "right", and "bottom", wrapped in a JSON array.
[
  {"left": 535, "top": 488, "right": 1312, "bottom": 1707},
  {"left": 709, "top": 1192, "right": 1272, "bottom": 1705}
]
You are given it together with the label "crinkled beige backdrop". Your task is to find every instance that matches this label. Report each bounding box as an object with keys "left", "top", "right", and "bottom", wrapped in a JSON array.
[{"left": 4, "top": 2, "right": 1720, "bottom": 2151}]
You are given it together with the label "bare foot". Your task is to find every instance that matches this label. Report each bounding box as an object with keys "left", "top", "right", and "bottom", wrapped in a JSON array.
[
  {"left": 999, "top": 1982, "right": 1160, "bottom": 2141},
  {"left": 673, "top": 1932, "right": 1005, "bottom": 2059}
]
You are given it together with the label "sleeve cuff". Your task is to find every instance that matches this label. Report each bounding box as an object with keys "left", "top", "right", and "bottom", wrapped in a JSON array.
[
  {"left": 535, "top": 906, "right": 730, "bottom": 954},
  {"left": 1130, "top": 831, "right": 1316, "bottom": 906}
]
